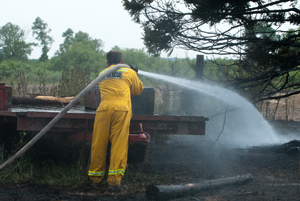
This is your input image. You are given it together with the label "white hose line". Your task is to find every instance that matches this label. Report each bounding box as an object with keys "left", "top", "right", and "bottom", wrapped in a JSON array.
[{"left": 0, "top": 64, "right": 130, "bottom": 171}]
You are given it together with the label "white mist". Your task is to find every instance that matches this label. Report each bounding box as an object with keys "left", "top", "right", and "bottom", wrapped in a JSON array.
[{"left": 139, "top": 70, "right": 288, "bottom": 147}]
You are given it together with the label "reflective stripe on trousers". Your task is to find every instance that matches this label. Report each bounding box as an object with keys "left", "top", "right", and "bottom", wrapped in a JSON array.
[
  {"left": 88, "top": 170, "right": 105, "bottom": 176},
  {"left": 108, "top": 169, "right": 125, "bottom": 176}
]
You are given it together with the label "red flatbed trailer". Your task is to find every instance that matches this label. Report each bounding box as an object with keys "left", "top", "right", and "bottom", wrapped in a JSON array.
[
  {"left": 0, "top": 107, "right": 207, "bottom": 141},
  {"left": 0, "top": 83, "right": 208, "bottom": 162}
]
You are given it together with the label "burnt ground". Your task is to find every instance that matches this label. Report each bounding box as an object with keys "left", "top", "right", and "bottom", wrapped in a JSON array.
[{"left": 1, "top": 136, "right": 300, "bottom": 201}]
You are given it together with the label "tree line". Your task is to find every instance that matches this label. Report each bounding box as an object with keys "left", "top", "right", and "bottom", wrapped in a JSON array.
[
  {"left": 0, "top": 17, "right": 210, "bottom": 96},
  {"left": 0, "top": 16, "right": 252, "bottom": 104}
]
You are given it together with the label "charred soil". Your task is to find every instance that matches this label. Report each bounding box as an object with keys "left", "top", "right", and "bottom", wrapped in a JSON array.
[{"left": 1, "top": 138, "right": 300, "bottom": 201}]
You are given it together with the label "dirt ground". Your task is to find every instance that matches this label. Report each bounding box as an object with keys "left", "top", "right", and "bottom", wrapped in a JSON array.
[{"left": 1, "top": 135, "right": 300, "bottom": 201}]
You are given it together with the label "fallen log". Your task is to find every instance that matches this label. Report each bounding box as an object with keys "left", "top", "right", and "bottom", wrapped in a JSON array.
[
  {"left": 12, "top": 95, "right": 74, "bottom": 105},
  {"left": 145, "top": 174, "right": 253, "bottom": 200}
]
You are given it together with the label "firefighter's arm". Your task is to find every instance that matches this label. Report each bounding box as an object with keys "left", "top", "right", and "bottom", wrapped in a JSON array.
[{"left": 130, "top": 71, "right": 143, "bottom": 96}]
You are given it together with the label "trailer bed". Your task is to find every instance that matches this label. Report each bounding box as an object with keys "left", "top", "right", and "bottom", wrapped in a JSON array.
[{"left": 0, "top": 105, "right": 207, "bottom": 143}]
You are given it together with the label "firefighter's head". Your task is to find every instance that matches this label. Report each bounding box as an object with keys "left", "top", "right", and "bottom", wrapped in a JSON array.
[{"left": 106, "top": 51, "right": 123, "bottom": 66}]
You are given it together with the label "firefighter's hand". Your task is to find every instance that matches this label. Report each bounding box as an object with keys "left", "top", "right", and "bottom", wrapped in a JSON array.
[{"left": 129, "top": 64, "right": 138, "bottom": 73}]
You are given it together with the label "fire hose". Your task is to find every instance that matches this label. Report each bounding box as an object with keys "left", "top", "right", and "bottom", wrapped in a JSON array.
[{"left": 0, "top": 64, "right": 130, "bottom": 171}]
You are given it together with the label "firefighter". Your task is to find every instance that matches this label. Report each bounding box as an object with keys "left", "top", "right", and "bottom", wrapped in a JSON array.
[{"left": 88, "top": 50, "right": 143, "bottom": 192}]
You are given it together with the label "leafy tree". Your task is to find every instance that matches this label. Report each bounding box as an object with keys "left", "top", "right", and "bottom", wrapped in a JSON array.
[
  {"left": 32, "top": 17, "right": 54, "bottom": 61},
  {"left": 51, "top": 30, "right": 106, "bottom": 74},
  {"left": 123, "top": 0, "right": 300, "bottom": 101},
  {"left": 58, "top": 28, "right": 74, "bottom": 54},
  {"left": 0, "top": 60, "right": 17, "bottom": 78},
  {"left": 56, "top": 29, "right": 104, "bottom": 56},
  {"left": 0, "top": 22, "right": 32, "bottom": 61},
  {"left": 74, "top": 31, "right": 104, "bottom": 53}
]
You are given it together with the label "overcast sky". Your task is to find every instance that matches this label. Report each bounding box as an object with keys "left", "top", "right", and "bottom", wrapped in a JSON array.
[{"left": 0, "top": 0, "right": 200, "bottom": 59}]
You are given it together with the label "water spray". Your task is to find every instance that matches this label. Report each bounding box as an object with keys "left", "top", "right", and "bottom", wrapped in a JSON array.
[
  {"left": 138, "top": 70, "right": 282, "bottom": 147},
  {"left": 0, "top": 64, "right": 130, "bottom": 171}
]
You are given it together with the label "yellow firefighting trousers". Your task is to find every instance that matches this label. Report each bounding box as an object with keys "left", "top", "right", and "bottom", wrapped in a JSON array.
[{"left": 88, "top": 103, "right": 132, "bottom": 186}]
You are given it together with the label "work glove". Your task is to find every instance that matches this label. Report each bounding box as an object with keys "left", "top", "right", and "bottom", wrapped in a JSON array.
[{"left": 129, "top": 64, "right": 138, "bottom": 73}]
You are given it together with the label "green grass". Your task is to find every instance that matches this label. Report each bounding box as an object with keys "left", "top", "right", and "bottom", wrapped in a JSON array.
[
  {"left": 0, "top": 133, "right": 86, "bottom": 188},
  {"left": 0, "top": 151, "right": 87, "bottom": 188},
  {"left": 0, "top": 145, "right": 177, "bottom": 193}
]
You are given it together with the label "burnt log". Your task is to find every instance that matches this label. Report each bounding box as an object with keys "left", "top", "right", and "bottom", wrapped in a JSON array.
[
  {"left": 12, "top": 95, "right": 74, "bottom": 105},
  {"left": 145, "top": 174, "right": 253, "bottom": 200}
]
